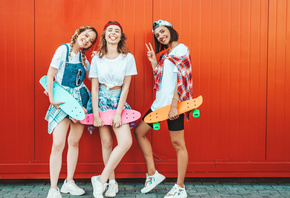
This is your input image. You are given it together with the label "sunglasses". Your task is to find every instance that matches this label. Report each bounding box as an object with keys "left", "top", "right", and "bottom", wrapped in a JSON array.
[{"left": 76, "top": 69, "right": 83, "bottom": 86}]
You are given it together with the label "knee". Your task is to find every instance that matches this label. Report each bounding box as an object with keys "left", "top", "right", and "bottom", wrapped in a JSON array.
[
  {"left": 52, "top": 142, "right": 65, "bottom": 153},
  {"left": 101, "top": 137, "right": 113, "bottom": 150},
  {"left": 68, "top": 137, "right": 80, "bottom": 148},
  {"left": 126, "top": 138, "right": 133, "bottom": 150},
  {"left": 134, "top": 126, "right": 144, "bottom": 139},
  {"left": 133, "top": 128, "right": 139, "bottom": 138},
  {"left": 120, "top": 137, "right": 132, "bottom": 152},
  {"left": 171, "top": 140, "right": 186, "bottom": 152}
]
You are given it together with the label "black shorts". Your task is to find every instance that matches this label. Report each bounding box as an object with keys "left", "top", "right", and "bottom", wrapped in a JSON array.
[{"left": 142, "top": 108, "right": 184, "bottom": 131}]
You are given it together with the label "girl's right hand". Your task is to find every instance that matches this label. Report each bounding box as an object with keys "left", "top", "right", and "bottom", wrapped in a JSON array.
[
  {"left": 50, "top": 99, "right": 64, "bottom": 109},
  {"left": 145, "top": 42, "right": 157, "bottom": 68},
  {"left": 94, "top": 115, "right": 104, "bottom": 127}
]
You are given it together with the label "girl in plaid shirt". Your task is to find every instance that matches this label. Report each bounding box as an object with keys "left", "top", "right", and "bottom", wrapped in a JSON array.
[{"left": 134, "top": 20, "right": 192, "bottom": 198}]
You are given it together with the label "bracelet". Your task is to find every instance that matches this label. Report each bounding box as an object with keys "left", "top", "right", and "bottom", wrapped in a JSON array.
[{"left": 172, "top": 97, "right": 179, "bottom": 101}]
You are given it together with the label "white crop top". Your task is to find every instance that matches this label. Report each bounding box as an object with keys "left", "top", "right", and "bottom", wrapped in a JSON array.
[{"left": 89, "top": 53, "right": 137, "bottom": 88}]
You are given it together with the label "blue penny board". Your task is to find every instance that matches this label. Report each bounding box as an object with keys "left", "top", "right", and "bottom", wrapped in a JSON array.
[{"left": 39, "top": 75, "right": 85, "bottom": 120}]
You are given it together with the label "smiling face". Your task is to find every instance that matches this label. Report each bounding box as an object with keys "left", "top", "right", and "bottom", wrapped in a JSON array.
[
  {"left": 76, "top": 29, "right": 97, "bottom": 49},
  {"left": 105, "top": 25, "right": 122, "bottom": 44},
  {"left": 154, "top": 26, "right": 171, "bottom": 45}
]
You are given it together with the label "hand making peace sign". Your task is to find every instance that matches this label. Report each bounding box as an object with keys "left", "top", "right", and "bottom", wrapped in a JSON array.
[{"left": 145, "top": 42, "right": 158, "bottom": 69}]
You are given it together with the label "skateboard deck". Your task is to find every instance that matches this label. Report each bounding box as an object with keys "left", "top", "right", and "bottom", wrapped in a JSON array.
[
  {"left": 80, "top": 109, "right": 141, "bottom": 125},
  {"left": 144, "top": 95, "right": 203, "bottom": 124},
  {"left": 39, "top": 75, "right": 85, "bottom": 120}
]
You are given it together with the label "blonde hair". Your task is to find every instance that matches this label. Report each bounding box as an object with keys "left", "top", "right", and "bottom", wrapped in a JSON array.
[
  {"left": 98, "top": 21, "right": 129, "bottom": 58},
  {"left": 69, "top": 26, "right": 98, "bottom": 67}
]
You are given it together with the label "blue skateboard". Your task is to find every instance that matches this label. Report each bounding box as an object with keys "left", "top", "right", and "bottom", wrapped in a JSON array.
[{"left": 39, "top": 76, "right": 85, "bottom": 120}]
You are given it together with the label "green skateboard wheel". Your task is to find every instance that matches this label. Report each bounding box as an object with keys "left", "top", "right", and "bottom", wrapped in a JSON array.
[
  {"left": 192, "top": 109, "right": 200, "bottom": 118},
  {"left": 153, "top": 123, "right": 160, "bottom": 130}
]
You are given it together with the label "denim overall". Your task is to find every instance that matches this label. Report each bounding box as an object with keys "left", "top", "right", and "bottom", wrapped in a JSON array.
[
  {"left": 45, "top": 44, "right": 92, "bottom": 134},
  {"left": 61, "top": 44, "right": 89, "bottom": 108}
]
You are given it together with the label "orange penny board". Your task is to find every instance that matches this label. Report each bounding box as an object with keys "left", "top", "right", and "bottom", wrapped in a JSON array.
[{"left": 144, "top": 95, "right": 203, "bottom": 123}]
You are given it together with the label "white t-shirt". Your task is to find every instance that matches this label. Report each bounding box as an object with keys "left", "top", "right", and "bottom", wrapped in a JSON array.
[
  {"left": 151, "top": 43, "right": 188, "bottom": 111},
  {"left": 50, "top": 44, "right": 90, "bottom": 84},
  {"left": 89, "top": 53, "right": 137, "bottom": 88}
]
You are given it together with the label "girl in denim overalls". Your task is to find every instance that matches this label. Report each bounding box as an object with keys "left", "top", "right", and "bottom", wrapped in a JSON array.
[{"left": 45, "top": 26, "right": 97, "bottom": 198}]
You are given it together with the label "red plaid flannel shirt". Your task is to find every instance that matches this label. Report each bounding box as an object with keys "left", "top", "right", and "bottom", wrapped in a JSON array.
[{"left": 153, "top": 49, "right": 193, "bottom": 120}]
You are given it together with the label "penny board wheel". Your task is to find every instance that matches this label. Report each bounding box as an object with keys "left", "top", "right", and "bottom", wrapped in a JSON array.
[
  {"left": 192, "top": 109, "right": 200, "bottom": 118},
  {"left": 153, "top": 123, "right": 160, "bottom": 130}
]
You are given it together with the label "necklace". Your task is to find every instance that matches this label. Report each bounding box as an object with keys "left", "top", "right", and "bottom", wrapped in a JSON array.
[{"left": 168, "top": 42, "right": 179, "bottom": 54}]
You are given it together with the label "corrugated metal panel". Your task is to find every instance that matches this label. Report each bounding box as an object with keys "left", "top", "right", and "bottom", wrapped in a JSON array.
[
  {"left": 1, "top": 0, "right": 290, "bottom": 178},
  {"left": 0, "top": 1, "right": 34, "bottom": 162},
  {"left": 34, "top": 0, "right": 153, "bottom": 177},
  {"left": 267, "top": 0, "right": 290, "bottom": 160},
  {"left": 152, "top": 0, "right": 267, "bottom": 167}
]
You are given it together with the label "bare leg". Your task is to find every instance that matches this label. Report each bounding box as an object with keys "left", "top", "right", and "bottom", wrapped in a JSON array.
[
  {"left": 99, "top": 124, "right": 132, "bottom": 184},
  {"left": 134, "top": 120, "right": 156, "bottom": 176},
  {"left": 50, "top": 118, "right": 70, "bottom": 189},
  {"left": 169, "top": 130, "right": 188, "bottom": 188},
  {"left": 99, "top": 126, "right": 115, "bottom": 181},
  {"left": 66, "top": 122, "right": 85, "bottom": 181}
]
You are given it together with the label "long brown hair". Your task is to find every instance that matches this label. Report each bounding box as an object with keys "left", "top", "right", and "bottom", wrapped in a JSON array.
[
  {"left": 69, "top": 26, "right": 98, "bottom": 67},
  {"left": 98, "top": 21, "right": 129, "bottom": 58}
]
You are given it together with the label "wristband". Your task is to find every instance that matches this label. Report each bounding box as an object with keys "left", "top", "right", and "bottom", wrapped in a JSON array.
[{"left": 173, "top": 97, "right": 179, "bottom": 101}]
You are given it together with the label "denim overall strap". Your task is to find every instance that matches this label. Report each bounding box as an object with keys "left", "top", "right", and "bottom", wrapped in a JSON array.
[
  {"left": 63, "top": 44, "right": 70, "bottom": 63},
  {"left": 63, "top": 43, "right": 82, "bottom": 63},
  {"left": 79, "top": 49, "right": 82, "bottom": 62},
  {"left": 61, "top": 44, "right": 86, "bottom": 88}
]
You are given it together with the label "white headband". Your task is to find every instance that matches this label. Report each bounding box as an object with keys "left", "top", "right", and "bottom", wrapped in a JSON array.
[{"left": 152, "top": 20, "right": 173, "bottom": 33}]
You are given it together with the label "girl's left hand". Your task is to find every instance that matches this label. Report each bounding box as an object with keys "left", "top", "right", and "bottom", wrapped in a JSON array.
[
  {"left": 91, "top": 51, "right": 100, "bottom": 57},
  {"left": 168, "top": 107, "right": 179, "bottom": 120},
  {"left": 112, "top": 114, "right": 122, "bottom": 128}
]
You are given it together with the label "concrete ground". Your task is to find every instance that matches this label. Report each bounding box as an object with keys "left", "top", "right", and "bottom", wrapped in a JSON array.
[{"left": 0, "top": 178, "right": 290, "bottom": 198}]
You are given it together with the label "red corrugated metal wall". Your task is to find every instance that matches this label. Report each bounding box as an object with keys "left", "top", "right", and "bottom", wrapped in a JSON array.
[{"left": 1, "top": 0, "right": 290, "bottom": 179}]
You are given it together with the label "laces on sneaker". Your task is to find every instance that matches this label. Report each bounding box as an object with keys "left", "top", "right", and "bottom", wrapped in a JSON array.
[
  {"left": 144, "top": 176, "right": 153, "bottom": 188},
  {"left": 47, "top": 188, "right": 62, "bottom": 198},
  {"left": 105, "top": 180, "right": 118, "bottom": 197},
  {"left": 166, "top": 184, "right": 186, "bottom": 197}
]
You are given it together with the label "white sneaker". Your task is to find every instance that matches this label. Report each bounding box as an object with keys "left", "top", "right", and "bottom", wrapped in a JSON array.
[
  {"left": 91, "top": 175, "right": 107, "bottom": 198},
  {"left": 60, "top": 179, "right": 85, "bottom": 195},
  {"left": 47, "top": 188, "right": 62, "bottom": 198},
  {"left": 164, "top": 184, "right": 187, "bottom": 198},
  {"left": 141, "top": 170, "right": 166, "bottom": 193},
  {"left": 105, "top": 180, "right": 119, "bottom": 197}
]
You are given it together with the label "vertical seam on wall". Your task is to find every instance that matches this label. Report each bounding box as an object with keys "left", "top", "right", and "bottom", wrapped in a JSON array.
[
  {"left": 285, "top": 0, "right": 288, "bottom": 155},
  {"left": 34, "top": 0, "right": 36, "bottom": 161},
  {"left": 265, "top": 0, "right": 270, "bottom": 161}
]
